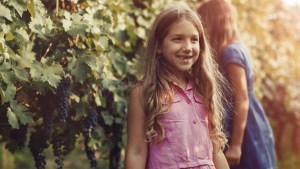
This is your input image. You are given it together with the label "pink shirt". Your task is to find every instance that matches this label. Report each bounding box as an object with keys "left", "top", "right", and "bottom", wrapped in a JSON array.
[{"left": 146, "top": 80, "right": 215, "bottom": 169}]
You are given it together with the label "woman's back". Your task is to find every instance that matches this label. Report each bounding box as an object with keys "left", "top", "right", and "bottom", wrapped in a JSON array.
[
  {"left": 197, "top": 0, "right": 277, "bottom": 168},
  {"left": 222, "top": 41, "right": 276, "bottom": 169}
]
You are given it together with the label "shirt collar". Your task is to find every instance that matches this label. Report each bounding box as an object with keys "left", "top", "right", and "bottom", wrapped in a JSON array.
[
  {"left": 186, "top": 78, "right": 193, "bottom": 91},
  {"left": 171, "top": 78, "right": 193, "bottom": 91}
]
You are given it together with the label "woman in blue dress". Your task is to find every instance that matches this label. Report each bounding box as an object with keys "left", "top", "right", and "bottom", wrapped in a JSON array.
[{"left": 197, "top": 0, "right": 277, "bottom": 169}]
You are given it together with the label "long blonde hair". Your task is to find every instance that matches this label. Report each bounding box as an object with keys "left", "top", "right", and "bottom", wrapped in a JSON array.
[
  {"left": 141, "top": 4, "right": 227, "bottom": 149},
  {"left": 197, "top": 0, "right": 239, "bottom": 63}
]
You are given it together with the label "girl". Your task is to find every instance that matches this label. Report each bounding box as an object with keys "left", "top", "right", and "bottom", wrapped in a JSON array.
[
  {"left": 197, "top": 0, "right": 277, "bottom": 169},
  {"left": 125, "top": 4, "right": 229, "bottom": 169}
]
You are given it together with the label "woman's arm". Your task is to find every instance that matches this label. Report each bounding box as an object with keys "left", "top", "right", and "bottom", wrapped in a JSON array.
[
  {"left": 125, "top": 85, "right": 148, "bottom": 169},
  {"left": 225, "top": 63, "right": 249, "bottom": 167},
  {"left": 213, "top": 146, "right": 230, "bottom": 169}
]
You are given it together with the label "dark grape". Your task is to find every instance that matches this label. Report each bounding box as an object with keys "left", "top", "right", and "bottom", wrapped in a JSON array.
[
  {"left": 84, "top": 137, "right": 97, "bottom": 168},
  {"left": 10, "top": 124, "right": 27, "bottom": 150},
  {"left": 28, "top": 131, "right": 48, "bottom": 169},
  {"left": 43, "top": 110, "right": 54, "bottom": 134},
  {"left": 83, "top": 110, "right": 98, "bottom": 137},
  {"left": 82, "top": 110, "right": 98, "bottom": 168},
  {"left": 40, "top": 93, "right": 55, "bottom": 135},
  {"left": 52, "top": 135, "right": 67, "bottom": 169},
  {"left": 56, "top": 75, "right": 71, "bottom": 122}
]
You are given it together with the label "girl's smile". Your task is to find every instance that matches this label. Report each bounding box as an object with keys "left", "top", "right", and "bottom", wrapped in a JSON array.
[{"left": 177, "top": 55, "right": 193, "bottom": 62}]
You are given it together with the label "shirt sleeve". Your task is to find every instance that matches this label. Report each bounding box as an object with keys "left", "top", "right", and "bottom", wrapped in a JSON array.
[{"left": 223, "top": 45, "right": 245, "bottom": 68}]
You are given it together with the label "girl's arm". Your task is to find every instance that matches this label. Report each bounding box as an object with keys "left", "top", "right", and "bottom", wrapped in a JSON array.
[
  {"left": 225, "top": 63, "right": 249, "bottom": 167},
  {"left": 125, "top": 85, "right": 148, "bottom": 169},
  {"left": 213, "top": 147, "right": 230, "bottom": 169}
]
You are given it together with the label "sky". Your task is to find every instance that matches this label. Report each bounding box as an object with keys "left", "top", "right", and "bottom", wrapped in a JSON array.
[{"left": 283, "top": 0, "right": 300, "bottom": 6}]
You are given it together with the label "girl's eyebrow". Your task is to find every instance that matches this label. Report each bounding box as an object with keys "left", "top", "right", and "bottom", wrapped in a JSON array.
[{"left": 169, "top": 33, "right": 199, "bottom": 37}]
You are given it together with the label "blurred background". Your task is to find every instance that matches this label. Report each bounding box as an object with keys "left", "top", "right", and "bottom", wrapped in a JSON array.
[{"left": 0, "top": 0, "right": 299, "bottom": 169}]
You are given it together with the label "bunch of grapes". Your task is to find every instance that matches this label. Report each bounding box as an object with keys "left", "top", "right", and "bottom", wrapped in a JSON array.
[
  {"left": 10, "top": 124, "right": 27, "bottom": 150},
  {"left": 28, "top": 132, "right": 48, "bottom": 169},
  {"left": 84, "top": 137, "right": 97, "bottom": 168},
  {"left": 83, "top": 110, "right": 98, "bottom": 137},
  {"left": 82, "top": 110, "right": 99, "bottom": 168},
  {"left": 43, "top": 110, "right": 54, "bottom": 135},
  {"left": 52, "top": 135, "right": 67, "bottom": 169},
  {"left": 56, "top": 76, "right": 71, "bottom": 122},
  {"left": 40, "top": 94, "right": 54, "bottom": 135}
]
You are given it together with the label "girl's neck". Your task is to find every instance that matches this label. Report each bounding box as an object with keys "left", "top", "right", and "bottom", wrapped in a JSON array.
[{"left": 173, "top": 74, "right": 189, "bottom": 90}]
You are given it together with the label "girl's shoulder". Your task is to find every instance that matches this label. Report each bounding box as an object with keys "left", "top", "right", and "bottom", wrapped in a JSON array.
[
  {"left": 129, "top": 82, "right": 143, "bottom": 97},
  {"left": 128, "top": 82, "right": 145, "bottom": 107}
]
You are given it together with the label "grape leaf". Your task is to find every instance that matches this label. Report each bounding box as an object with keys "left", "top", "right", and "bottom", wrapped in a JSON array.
[
  {"left": 0, "top": 4, "right": 13, "bottom": 21},
  {"left": 67, "top": 13, "right": 89, "bottom": 36},
  {"left": 62, "top": 17, "right": 72, "bottom": 31},
  {"left": 7, "top": 0, "right": 27, "bottom": 17},
  {"left": 0, "top": 81, "right": 16, "bottom": 104},
  {"left": 27, "top": 0, "right": 35, "bottom": 17},
  {"left": 14, "top": 27, "right": 29, "bottom": 42},
  {"left": 13, "top": 54, "right": 34, "bottom": 69},
  {"left": 111, "top": 50, "right": 127, "bottom": 76},
  {"left": 94, "top": 36, "right": 108, "bottom": 51},
  {"left": 0, "top": 71, "right": 16, "bottom": 84},
  {"left": 1, "top": 24, "right": 11, "bottom": 34},
  {"left": 12, "top": 67, "right": 29, "bottom": 82},
  {"left": 7, "top": 107, "right": 19, "bottom": 129},
  {"left": 30, "top": 62, "right": 63, "bottom": 88},
  {"left": 9, "top": 100, "right": 33, "bottom": 128},
  {"left": 68, "top": 58, "right": 90, "bottom": 84},
  {"left": 101, "top": 111, "right": 113, "bottom": 126}
]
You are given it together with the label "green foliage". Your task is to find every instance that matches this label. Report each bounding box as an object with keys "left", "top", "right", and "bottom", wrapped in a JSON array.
[
  {"left": 232, "top": 0, "right": 300, "bottom": 115},
  {"left": 0, "top": 0, "right": 173, "bottom": 168},
  {"left": 0, "top": 0, "right": 152, "bottom": 168}
]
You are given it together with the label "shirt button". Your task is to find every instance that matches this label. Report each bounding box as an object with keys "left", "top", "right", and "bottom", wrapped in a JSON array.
[{"left": 192, "top": 120, "right": 197, "bottom": 124}]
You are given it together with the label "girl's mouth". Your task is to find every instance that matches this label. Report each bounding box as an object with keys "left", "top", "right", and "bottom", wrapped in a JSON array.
[{"left": 178, "top": 55, "right": 192, "bottom": 60}]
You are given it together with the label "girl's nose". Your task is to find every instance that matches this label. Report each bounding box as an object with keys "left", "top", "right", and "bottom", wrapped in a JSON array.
[{"left": 183, "top": 42, "right": 192, "bottom": 52}]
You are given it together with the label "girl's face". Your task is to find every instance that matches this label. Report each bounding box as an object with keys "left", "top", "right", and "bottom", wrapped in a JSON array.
[{"left": 158, "top": 19, "right": 200, "bottom": 77}]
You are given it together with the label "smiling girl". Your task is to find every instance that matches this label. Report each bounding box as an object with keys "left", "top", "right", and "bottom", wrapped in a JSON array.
[{"left": 125, "top": 4, "right": 229, "bottom": 169}]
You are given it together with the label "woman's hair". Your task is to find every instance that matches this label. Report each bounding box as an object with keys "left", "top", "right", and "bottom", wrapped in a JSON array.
[
  {"left": 197, "top": 0, "right": 239, "bottom": 62},
  {"left": 141, "top": 3, "right": 227, "bottom": 149}
]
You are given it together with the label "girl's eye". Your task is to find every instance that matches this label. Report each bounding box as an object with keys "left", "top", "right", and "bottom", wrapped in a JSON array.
[
  {"left": 191, "top": 38, "right": 199, "bottom": 43},
  {"left": 172, "top": 37, "right": 182, "bottom": 42}
]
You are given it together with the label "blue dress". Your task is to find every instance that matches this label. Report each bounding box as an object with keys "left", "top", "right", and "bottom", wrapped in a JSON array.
[{"left": 222, "top": 41, "right": 277, "bottom": 169}]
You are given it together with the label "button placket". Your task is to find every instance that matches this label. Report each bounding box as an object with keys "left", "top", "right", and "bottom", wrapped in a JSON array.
[{"left": 185, "top": 90, "right": 193, "bottom": 104}]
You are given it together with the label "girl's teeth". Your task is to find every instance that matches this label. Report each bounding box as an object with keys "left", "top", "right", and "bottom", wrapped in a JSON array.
[{"left": 180, "top": 56, "right": 191, "bottom": 59}]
